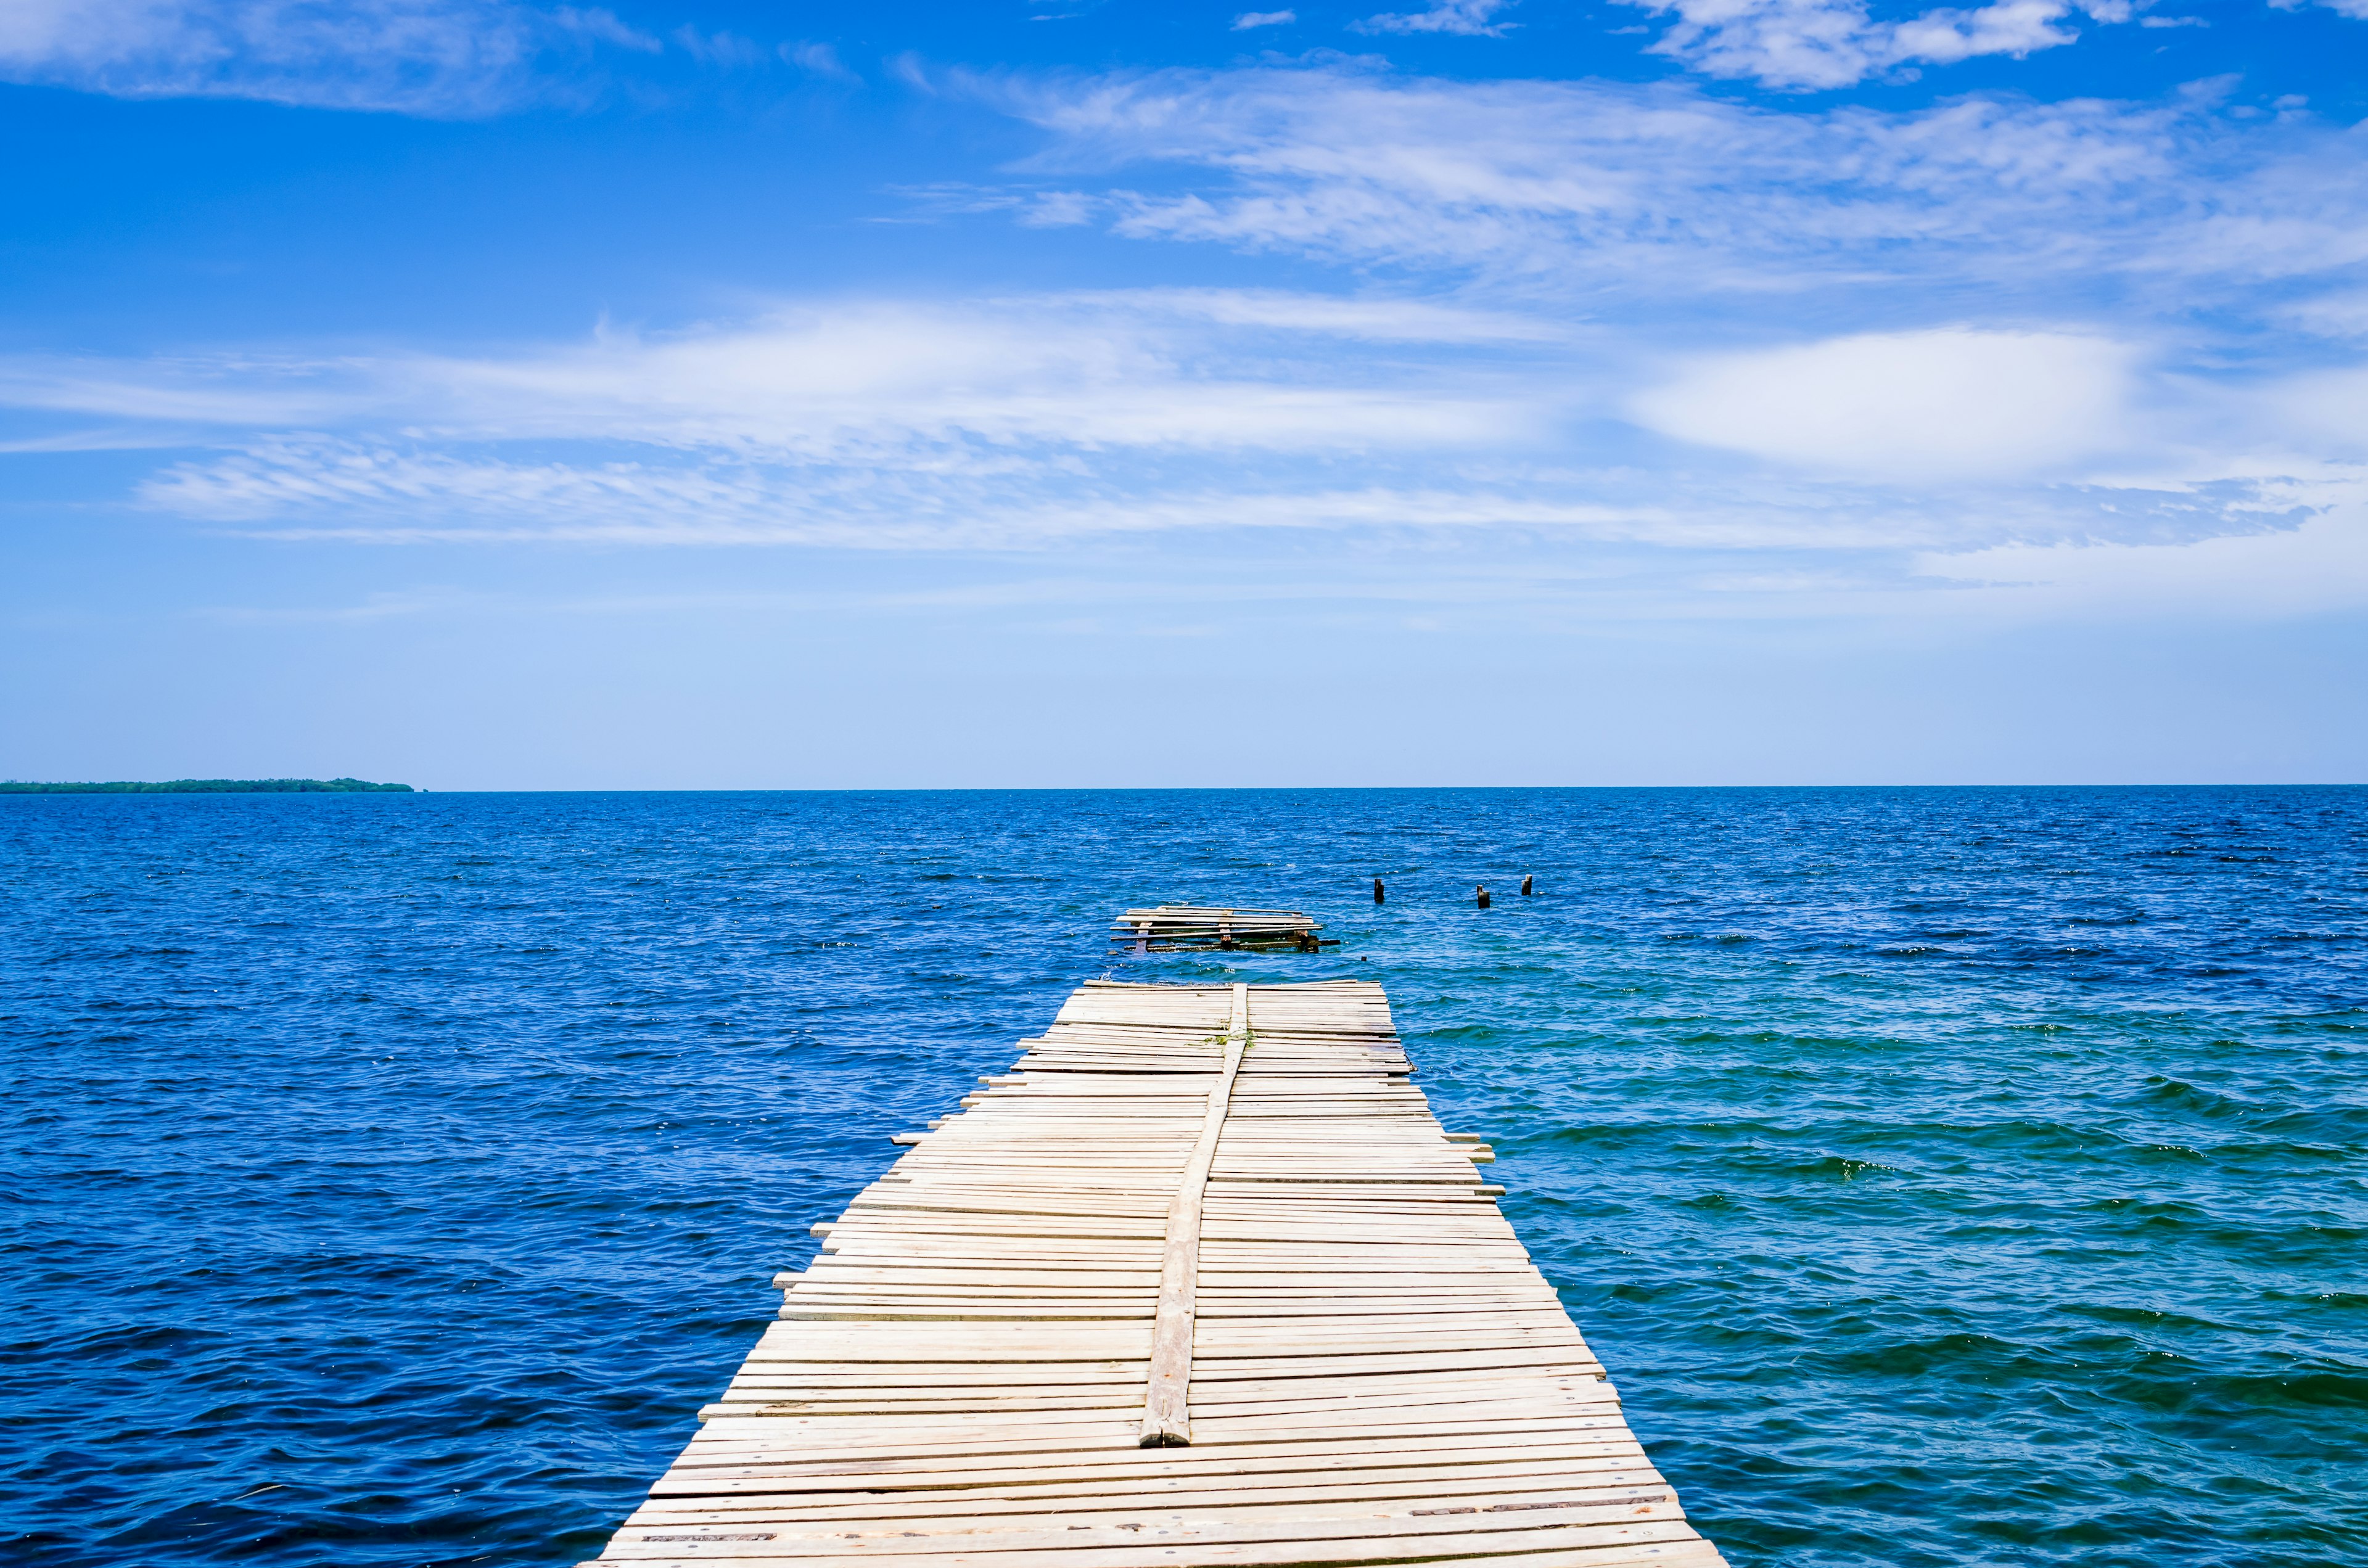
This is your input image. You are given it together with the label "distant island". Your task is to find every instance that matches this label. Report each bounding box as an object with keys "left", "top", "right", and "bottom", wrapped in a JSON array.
[{"left": 0, "top": 778, "right": 416, "bottom": 794}]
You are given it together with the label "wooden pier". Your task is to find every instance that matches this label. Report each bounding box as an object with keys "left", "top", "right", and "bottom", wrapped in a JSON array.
[{"left": 583, "top": 980, "right": 1726, "bottom": 1568}]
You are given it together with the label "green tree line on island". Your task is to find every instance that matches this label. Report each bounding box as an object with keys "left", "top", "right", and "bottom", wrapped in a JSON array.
[{"left": 0, "top": 778, "right": 416, "bottom": 794}]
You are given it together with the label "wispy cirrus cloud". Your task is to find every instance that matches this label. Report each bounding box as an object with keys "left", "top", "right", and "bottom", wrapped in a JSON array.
[
  {"left": 1352, "top": 0, "right": 1518, "bottom": 36},
  {"left": 0, "top": 0, "right": 654, "bottom": 114},
  {"left": 1915, "top": 496, "right": 2368, "bottom": 617},
  {"left": 783, "top": 39, "right": 858, "bottom": 81},
  {"left": 0, "top": 292, "right": 1556, "bottom": 458},
  {"left": 141, "top": 442, "right": 1677, "bottom": 549},
  {"left": 977, "top": 64, "right": 2368, "bottom": 313},
  {"left": 128, "top": 417, "right": 2360, "bottom": 630}
]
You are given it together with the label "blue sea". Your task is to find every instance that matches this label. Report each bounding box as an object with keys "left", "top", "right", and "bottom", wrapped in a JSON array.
[{"left": 4, "top": 787, "right": 2364, "bottom": 1568}]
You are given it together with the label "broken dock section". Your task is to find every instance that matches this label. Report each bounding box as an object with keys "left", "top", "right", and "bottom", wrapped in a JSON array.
[
  {"left": 583, "top": 979, "right": 1727, "bottom": 1568},
  {"left": 1111, "top": 906, "right": 1331, "bottom": 953}
]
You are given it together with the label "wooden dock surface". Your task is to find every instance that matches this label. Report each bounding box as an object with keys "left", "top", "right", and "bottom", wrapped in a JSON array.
[{"left": 585, "top": 979, "right": 1727, "bottom": 1568}]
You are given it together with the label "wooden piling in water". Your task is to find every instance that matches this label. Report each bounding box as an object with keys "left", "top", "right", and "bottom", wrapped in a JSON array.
[{"left": 580, "top": 980, "right": 1728, "bottom": 1568}]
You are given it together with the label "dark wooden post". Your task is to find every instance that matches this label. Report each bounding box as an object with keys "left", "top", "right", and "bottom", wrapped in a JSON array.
[
  {"left": 1476, "top": 885, "right": 1490, "bottom": 909},
  {"left": 1373, "top": 877, "right": 1385, "bottom": 904},
  {"left": 1521, "top": 874, "right": 1534, "bottom": 897}
]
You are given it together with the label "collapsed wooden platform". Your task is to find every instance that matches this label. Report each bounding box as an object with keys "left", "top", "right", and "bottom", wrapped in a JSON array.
[
  {"left": 1109, "top": 907, "right": 1331, "bottom": 953},
  {"left": 582, "top": 980, "right": 1726, "bottom": 1568}
]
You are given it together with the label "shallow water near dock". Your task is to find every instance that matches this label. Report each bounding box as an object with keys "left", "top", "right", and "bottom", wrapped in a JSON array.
[{"left": 3, "top": 786, "right": 2364, "bottom": 1568}]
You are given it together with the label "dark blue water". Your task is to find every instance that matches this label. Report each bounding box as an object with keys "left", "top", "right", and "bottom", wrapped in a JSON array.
[{"left": 4, "top": 788, "right": 2364, "bottom": 1568}]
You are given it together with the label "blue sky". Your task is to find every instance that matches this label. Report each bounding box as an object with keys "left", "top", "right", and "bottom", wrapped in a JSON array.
[{"left": 3, "top": 0, "right": 2365, "bottom": 787}]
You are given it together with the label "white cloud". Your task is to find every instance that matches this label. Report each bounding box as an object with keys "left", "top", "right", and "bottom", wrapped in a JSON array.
[
  {"left": 2, "top": 56, "right": 2359, "bottom": 623},
  {"left": 0, "top": 292, "right": 1556, "bottom": 462},
  {"left": 7, "top": 290, "right": 2354, "bottom": 623},
  {"left": 0, "top": 233, "right": 2351, "bottom": 616},
  {"left": 0, "top": 353, "right": 374, "bottom": 426},
  {"left": 1630, "top": 328, "right": 2140, "bottom": 477},
  {"left": 1231, "top": 10, "right": 1296, "bottom": 28},
  {"left": 670, "top": 25, "right": 766, "bottom": 68},
  {"left": 784, "top": 39, "right": 857, "bottom": 80},
  {"left": 1096, "top": 287, "right": 1562, "bottom": 341},
  {"left": 0, "top": 0, "right": 651, "bottom": 114},
  {"left": 2278, "top": 290, "right": 2368, "bottom": 340},
  {"left": 131, "top": 418, "right": 2350, "bottom": 626},
  {"left": 982, "top": 66, "right": 2368, "bottom": 304},
  {"left": 2257, "top": 365, "right": 2368, "bottom": 458},
  {"left": 1637, "top": 0, "right": 2105, "bottom": 91},
  {"left": 1353, "top": 0, "right": 1516, "bottom": 35},
  {"left": 1889, "top": 0, "right": 2087, "bottom": 59},
  {"left": 1915, "top": 490, "right": 2368, "bottom": 617}
]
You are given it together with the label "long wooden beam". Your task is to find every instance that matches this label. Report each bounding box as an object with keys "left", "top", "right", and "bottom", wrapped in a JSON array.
[{"left": 1141, "top": 982, "right": 1248, "bottom": 1446}]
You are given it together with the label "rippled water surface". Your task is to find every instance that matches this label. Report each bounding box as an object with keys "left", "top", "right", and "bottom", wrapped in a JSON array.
[{"left": 4, "top": 787, "right": 2364, "bottom": 1568}]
